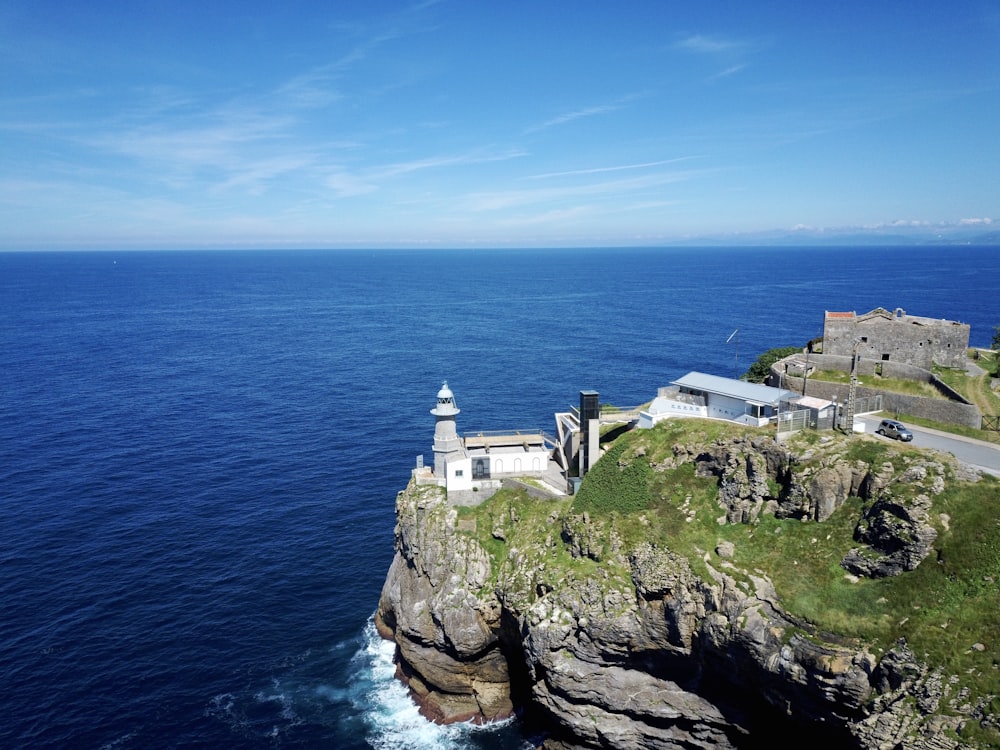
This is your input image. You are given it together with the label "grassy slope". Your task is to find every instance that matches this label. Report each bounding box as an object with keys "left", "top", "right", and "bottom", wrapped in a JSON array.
[{"left": 455, "top": 418, "right": 1000, "bottom": 744}]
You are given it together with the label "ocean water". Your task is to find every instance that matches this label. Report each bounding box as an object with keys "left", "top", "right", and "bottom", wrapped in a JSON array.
[{"left": 1, "top": 246, "right": 997, "bottom": 749}]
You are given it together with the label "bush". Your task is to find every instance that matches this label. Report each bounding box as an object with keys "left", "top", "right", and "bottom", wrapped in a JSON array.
[
  {"left": 572, "top": 439, "right": 653, "bottom": 514},
  {"left": 744, "top": 346, "right": 801, "bottom": 383}
]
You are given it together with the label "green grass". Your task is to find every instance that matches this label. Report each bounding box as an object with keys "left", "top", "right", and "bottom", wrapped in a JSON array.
[
  {"left": 811, "top": 348, "right": 1000, "bottom": 445},
  {"left": 811, "top": 369, "right": 945, "bottom": 399},
  {"left": 455, "top": 487, "right": 608, "bottom": 600},
  {"left": 453, "top": 418, "right": 1000, "bottom": 740},
  {"left": 936, "top": 352, "right": 1000, "bottom": 420},
  {"left": 572, "top": 436, "right": 654, "bottom": 514},
  {"left": 843, "top": 436, "right": 892, "bottom": 465},
  {"left": 726, "top": 497, "right": 879, "bottom": 635}
]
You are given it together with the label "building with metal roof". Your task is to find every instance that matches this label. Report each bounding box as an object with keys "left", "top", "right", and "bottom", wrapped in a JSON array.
[{"left": 639, "top": 371, "right": 796, "bottom": 429}]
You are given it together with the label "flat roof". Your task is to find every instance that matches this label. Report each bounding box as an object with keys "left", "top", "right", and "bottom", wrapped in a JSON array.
[
  {"left": 464, "top": 432, "right": 546, "bottom": 450},
  {"left": 671, "top": 371, "right": 795, "bottom": 405},
  {"left": 467, "top": 445, "right": 545, "bottom": 458},
  {"left": 792, "top": 395, "right": 834, "bottom": 409}
]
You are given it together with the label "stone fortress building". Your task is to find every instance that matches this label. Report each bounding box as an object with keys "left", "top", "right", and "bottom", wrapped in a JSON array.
[
  {"left": 822, "top": 307, "right": 970, "bottom": 370},
  {"left": 773, "top": 306, "right": 980, "bottom": 429}
]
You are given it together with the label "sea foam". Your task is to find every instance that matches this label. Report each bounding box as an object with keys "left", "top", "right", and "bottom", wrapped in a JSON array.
[{"left": 350, "top": 619, "right": 520, "bottom": 750}]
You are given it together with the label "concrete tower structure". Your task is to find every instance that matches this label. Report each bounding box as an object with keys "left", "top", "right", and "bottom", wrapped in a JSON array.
[
  {"left": 431, "top": 381, "right": 462, "bottom": 476},
  {"left": 579, "top": 390, "right": 600, "bottom": 477}
]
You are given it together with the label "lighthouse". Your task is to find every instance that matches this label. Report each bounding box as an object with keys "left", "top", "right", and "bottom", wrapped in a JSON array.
[{"left": 431, "top": 381, "right": 462, "bottom": 476}]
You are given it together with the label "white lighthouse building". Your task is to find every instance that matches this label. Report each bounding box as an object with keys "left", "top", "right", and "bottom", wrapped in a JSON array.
[
  {"left": 430, "top": 380, "right": 462, "bottom": 476},
  {"left": 419, "top": 381, "right": 553, "bottom": 502}
]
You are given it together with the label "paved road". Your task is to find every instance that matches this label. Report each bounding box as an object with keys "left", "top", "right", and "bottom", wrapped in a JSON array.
[{"left": 857, "top": 415, "right": 1000, "bottom": 476}]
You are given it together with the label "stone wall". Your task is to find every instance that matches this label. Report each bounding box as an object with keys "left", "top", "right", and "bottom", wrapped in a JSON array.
[{"left": 772, "top": 353, "right": 981, "bottom": 428}]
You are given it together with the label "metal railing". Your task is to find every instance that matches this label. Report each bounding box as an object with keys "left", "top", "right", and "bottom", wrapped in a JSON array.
[
  {"left": 464, "top": 429, "right": 545, "bottom": 439},
  {"left": 777, "top": 409, "right": 810, "bottom": 436}
]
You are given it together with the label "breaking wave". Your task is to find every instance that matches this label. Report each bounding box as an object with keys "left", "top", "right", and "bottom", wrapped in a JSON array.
[{"left": 349, "top": 619, "right": 524, "bottom": 750}]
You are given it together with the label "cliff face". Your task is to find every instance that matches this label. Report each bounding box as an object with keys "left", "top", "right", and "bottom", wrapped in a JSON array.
[{"left": 375, "top": 427, "right": 996, "bottom": 749}]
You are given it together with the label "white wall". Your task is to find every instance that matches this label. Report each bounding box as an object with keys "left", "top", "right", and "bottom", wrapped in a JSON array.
[
  {"left": 488, "top": 447, "right": 548, "bottom": 476},
  {"left": 637, "top": 397, "right": 708, "bottom": 428},
  {"left": 706, "top": 393, "right": 750, "bottom": 421},
  {"left": 445, "top": 456, "right": 473, "bottom": 491}
]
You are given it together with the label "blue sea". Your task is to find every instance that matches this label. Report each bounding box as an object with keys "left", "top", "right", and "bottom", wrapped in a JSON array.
[{"left": 2, "top": 246, "right": 997, "bottom": 749}]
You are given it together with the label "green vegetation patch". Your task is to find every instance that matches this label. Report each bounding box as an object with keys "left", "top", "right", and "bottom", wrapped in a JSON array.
[
  {"left": 811, "top": 370, "right": 945, "bottom": 399},
  {"left": 844, "top": 437, "right": 892, "bottom": 465},
  {"left": 572, "top": 436, "right": 654, "bottom": 514},
  {"left": 571, "top": 420, "right": 757, "bottom": 517},
  {"left": 744, "top": 346, "right": 801, "bottom": 383},
  {"left": 724, "top": 497, "right": 882, "bottom": 635},
  {"left": 455, "top": 487, "right": 606, "bottom": 601},
  {"left": 937, "top": 356, "right": 1000, "bottom": 410}
]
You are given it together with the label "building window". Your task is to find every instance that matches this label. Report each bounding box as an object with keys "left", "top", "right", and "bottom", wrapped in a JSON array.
[{"left": 455, "top": 470, "right": 463, "bottom": 477}]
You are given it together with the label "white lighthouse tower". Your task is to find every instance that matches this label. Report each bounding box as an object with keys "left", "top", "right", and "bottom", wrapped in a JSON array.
[{"left": 431, "top": 381, "right": 463, "bottom": 476}]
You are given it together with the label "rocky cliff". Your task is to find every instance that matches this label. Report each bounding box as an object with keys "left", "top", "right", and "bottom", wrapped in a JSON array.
[{"left": 375, "top": 422, "right": 999, "bottom": 749}]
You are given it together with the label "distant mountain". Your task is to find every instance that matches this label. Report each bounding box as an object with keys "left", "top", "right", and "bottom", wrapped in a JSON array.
[{"left": 661, "top": 227, "right": 1000, "bottom": 247}]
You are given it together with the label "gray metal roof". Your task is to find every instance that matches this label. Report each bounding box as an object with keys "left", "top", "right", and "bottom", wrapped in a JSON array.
[{"left": 671, "top": 371, "right": 795, "bottom": 406}]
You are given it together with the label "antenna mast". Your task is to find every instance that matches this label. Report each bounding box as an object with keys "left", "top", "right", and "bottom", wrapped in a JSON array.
[{"left": 726, "top": 329, "right": 739, "bottom": 378}]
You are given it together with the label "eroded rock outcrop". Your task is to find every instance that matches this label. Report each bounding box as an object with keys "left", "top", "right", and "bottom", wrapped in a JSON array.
[
  {"left": 375, "top": 484, "right": 512, "bottom": 722},
  {"left": 374, "top": 434, "right": 989, "bottom": 749}
]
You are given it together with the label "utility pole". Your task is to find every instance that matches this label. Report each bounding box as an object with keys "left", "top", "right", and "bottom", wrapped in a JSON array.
[
  {"left": 802, "top": 346, "right": 810, "bottom": 396},
  {"left": 845, "top": 339, "right": 860, "bottom": 433}
]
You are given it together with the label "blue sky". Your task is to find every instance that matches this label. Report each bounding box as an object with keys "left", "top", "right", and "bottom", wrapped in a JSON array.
[{"left": 2, "top": 1, "right": 998, "bottom": 249}]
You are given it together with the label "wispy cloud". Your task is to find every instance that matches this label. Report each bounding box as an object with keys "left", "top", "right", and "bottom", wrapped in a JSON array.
[
  {"left": 674, "top": 34, "right": 757, "bottom": 83},
  {"left": 373, "top": 148, "right": 526, "bottom": 179},
  {"left": 320, "top": 147, "right": 526, "bottom": 198},
  {"left": 525, "top": 157, "right": 702, "bottom": 180},
  {"left": 524, "top": 92, "right": 649, "bottom": 134},
  {"left": 525, "top": 104, "right": 621, "bottom": 133},
  {"left": 674, "top": 34, "right": 746, "bottom": 55},
  {"left": 273, "top": 69, "right": 344, "bottom": 109},
  {"left": 80, "top": 106, "right": 302, "bottom": 195},
  {"left": 708, "top": 64, "right": 747, "bottom": 81},
  {"left": 622, "top": 199, "right": 681, "bottom": 211},
  {"left": 213, "top": 155, "right": 315, "bottom": 195},
  {"left": 408, "top": 0, "right": 447, "bottom": 12}
]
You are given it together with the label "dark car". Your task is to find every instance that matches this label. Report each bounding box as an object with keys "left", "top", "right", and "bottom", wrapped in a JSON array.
[{"left": 876, "top": 419, "right": 913, "bottom": 441}]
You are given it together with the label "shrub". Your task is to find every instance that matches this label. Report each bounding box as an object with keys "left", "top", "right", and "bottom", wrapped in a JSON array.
[
  {"left": 572, "top": 439, "right": 653, "bottom": 514},
  {"left": 744, "top": 346, "right": 801, "bottom": 383}
]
